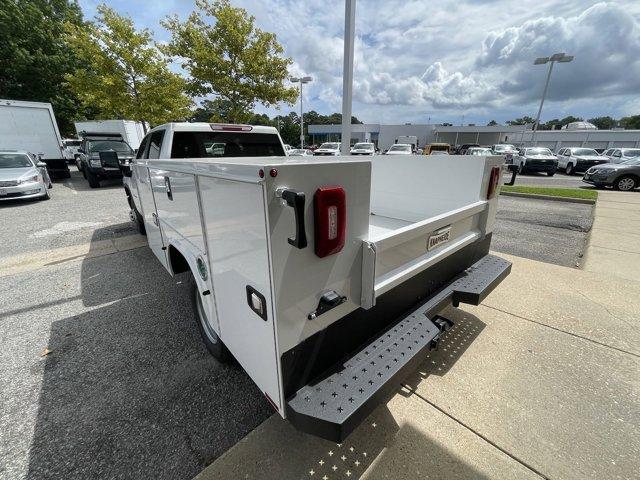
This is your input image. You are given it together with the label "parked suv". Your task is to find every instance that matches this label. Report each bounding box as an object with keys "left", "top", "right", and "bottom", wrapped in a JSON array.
[
  {"left": 556, "top": 147, "right": 608, "bottom": 175},
  {"left": 513, "top": 147, "right": 558, "bottom": 175},
  {"left": 77, "top": 133, "right": 135, "bottom": 188}
]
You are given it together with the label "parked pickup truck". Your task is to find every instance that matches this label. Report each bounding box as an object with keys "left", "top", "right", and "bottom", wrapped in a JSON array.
[{"left": 125, "top": 122, "right": 511, "bottom": 442}]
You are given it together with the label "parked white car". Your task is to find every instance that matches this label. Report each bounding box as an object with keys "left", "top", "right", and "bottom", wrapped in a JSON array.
[
  {"left": 313, "top": 142, "right": 341, "bottom": 156},
  {"left": 556, "top": 147, "right": 608, "bottom": 175},
  {"left": 288, "top": 148, "right": 312, "bottom": 156},
  {"left": 127, "top": 123, "right": 510, "bottom": 442},
  {"left": 601, "top": 148, "right": 640, "bottom": 164},
  {"left": 350, "top": 142, "right": 375, "bottom": 155},
  {"left": 514, "top": 147, "right": 558, "bottom": 175},
  {"left": 0, "top": 151, "right": 51, "bottom": 201},
  {"left": 385, "top": 144, "right": 413, "bottom": 155}
]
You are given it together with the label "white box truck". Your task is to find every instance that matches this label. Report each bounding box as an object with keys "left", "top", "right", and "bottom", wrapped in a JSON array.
[
  {"left": 0, "top": 99, "right": 70, "bottom": 178},
  {"left": 125, "top": 122, "right": 510, "bottom": 441},
  {"left": 74, "top": 119, "right": 147, "bottom": 150}
]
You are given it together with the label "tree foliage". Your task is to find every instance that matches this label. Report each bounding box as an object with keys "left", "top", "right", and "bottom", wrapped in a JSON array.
[
  {"left": 586, "top": 116, "right": 616, "bottom": 130},
  {"left": 618, "top": 115, "right": 640, "bottom": 130},
  {"left": 65, "top": 4, "right": 192, "bottom": 128},
  {"left": 0, "top": 0, "right": 84, "bottom": 134},
  {"left": 163, "top": 0, "right": 298, "bottom": 123}
]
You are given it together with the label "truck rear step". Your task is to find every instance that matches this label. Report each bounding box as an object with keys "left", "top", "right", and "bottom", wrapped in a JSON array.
[{"left": 286, "top": 254, "right": 511, "bottom": 442}]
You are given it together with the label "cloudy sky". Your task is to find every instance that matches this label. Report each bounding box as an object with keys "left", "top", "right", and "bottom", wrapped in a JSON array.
[{"left": 77, "top": 0, "right": 640, "bottom": 125}]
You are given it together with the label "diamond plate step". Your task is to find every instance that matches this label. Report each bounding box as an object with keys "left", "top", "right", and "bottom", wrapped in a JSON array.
[
  {"left": 286, "top": 253, "right": 511, "bottom": 442},
  {"left": 287, "top": 309, "right": 441, "bottom": 442}
]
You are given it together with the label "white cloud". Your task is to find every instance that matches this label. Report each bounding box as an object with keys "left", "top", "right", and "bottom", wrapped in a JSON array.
[{"left": 80, "top": 0, "right": 640, "bottom": 123}]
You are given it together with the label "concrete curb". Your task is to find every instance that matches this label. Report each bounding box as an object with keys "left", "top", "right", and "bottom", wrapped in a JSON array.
[{"left": 500, "top": 190, "right": 596, "bottom": 204}]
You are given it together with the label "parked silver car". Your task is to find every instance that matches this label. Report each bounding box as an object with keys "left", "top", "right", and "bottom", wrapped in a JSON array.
[
  {"left": 0, "top": 151, "right": 51, "bottom": 201},
  {"left": 288, "top": 148, "right": 312, "bottom": 156},
  {"left": 601, "top": 148, "right": 640, "bottom": 164},
  {"left": 583, "top": 158, "right": 640, "bottom": 191}
]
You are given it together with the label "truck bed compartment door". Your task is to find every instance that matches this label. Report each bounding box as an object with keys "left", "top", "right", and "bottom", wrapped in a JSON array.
[{"left": 136, "top": 165, "right": 167, "bottom": 268}]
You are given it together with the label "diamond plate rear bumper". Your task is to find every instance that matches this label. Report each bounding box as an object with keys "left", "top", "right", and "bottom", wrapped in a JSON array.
[{"left": 286, "top": 254, "right": 511, "bottom": 442}]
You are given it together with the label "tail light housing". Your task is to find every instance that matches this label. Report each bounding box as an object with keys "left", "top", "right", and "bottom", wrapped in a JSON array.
[
  {"left": 487, "top": 166, "right": 501, "bottom": 199},
  {"left": 314, "top": 186, "right": 346, "bottom": 258}
]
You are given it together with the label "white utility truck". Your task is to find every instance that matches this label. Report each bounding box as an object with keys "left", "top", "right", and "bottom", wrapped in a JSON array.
[
  {"left": 74, "top": 119, "right": 147, "bottom": 150},
  {"left": 126, "top": 122, "right": 511, "bottom": 441},
  {"left": 0, "top": 99, "right": 70, "bottom": 178}
]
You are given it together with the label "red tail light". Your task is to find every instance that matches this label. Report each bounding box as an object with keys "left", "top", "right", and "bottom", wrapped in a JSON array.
[
  {"left": 210, "top": 124, "right": 253, "bottom": 132},
  {"left": 314, "top": 186, "right": 346, "bottom": 258},
  {"left": 487, "top": 166, "right": 501, "bottom": 199}
]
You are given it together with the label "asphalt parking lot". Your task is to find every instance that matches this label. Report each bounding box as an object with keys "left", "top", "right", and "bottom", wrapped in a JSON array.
[
  {"left": 0, "top": 167, "right": 597, "bottom": 479},
  {"left": 492, "top": 195, "right": 593, "bottom": 267}
]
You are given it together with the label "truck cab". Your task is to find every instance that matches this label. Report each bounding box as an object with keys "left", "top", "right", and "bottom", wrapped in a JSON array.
[{"left": 123, "top": 123, "right": 286, "bottom": 233}]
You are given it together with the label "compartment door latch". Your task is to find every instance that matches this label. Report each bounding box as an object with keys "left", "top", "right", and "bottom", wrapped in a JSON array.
[{"left": 308, "top": 291, "right": 347, "bottom": 320}]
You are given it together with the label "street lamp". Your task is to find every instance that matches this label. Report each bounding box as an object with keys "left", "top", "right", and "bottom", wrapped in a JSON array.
[
  {"left": 531, "top": 52, "right": 573, "bottom": 145},
  {"left": 290, "top": 76, "right": 313, "bottom": 148}
]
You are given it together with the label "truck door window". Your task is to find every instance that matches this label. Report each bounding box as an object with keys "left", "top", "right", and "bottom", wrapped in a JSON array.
[
  {"left": 147, "top": 130, "right": 165, "bottom": 159},
  {"left": 171, "top": 132, "right": 285, "bottom": 158},
  {"left": 136, "top": 134, "right": 150, "bottom": 159}
]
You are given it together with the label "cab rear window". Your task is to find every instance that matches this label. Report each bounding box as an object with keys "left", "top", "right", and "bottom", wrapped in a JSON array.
[{"left": 171, "top": 132, "right": 285, "bottom": 158}]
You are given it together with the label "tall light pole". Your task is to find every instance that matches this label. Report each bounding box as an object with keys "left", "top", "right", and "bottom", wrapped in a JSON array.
[
  {"left": 531, "top": 52, "right": 573, "bottom": 145},
  {"left": 290, "top": 76, "right": 312, "bottom": 148},
  {"left": 341, "top": 0, "right": 356, "bottom": 155}
]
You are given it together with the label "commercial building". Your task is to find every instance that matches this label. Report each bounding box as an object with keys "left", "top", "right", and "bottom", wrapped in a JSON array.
[{"left": 307, "top": 123, "right": 640, "bottom": 152}]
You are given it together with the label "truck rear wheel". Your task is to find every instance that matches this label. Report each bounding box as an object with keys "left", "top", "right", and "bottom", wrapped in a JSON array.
[{"left": 191, "top": 277, "right": 229, "bottom": 362}]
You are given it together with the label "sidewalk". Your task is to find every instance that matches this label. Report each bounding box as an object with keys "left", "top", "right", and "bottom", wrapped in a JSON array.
[
  {"left": 582, "top": 190, "right": 640, "bottom": 282},
  {"left": 194, "top": 253, "right": 640, "bottom": 480}
]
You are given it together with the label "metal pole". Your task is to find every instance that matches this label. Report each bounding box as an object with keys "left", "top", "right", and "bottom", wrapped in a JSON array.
[
  {"left": 341, "top": 0, "right": 356, "bottom": 155},
  {"left": 299, "top": 82, "right": 304, "bottom": 148},
  {"left": 532, "top": 60, "right": 555, "bottom": 145}
]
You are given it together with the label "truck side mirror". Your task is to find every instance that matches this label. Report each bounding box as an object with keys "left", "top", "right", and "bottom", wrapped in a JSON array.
[{"left": 37, "top": 162, "right": 47, "bottom": 168}]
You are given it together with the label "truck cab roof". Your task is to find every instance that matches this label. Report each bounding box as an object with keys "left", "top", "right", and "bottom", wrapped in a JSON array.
[{"left": 150, "top": 122, "right": 279, "bottom": 135}]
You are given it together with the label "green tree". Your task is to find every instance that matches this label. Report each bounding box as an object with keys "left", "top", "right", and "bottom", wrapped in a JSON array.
[
  {"left": 487, "top": 120, "right": 498, "bottom": 126},
  {"left": 619, "top": 115, "right": 640, "bottom": 129},
  {"left": 163, "top": 0, "right": 298, "bottom": 123},
  {"left": 558, "top": 115, "right": 583, "bottom": 127},
  {"left": 65, "top": 4, "right": 192, "bottom": 128},
  {"left": 506, "top": 116, "right": 535, "bottom": 126},
  {"left": 587, "top": 116, "right": 617, "bottom": 130},
  {"left": 0, "top": 0, "right": 84, "bottom": 135}
]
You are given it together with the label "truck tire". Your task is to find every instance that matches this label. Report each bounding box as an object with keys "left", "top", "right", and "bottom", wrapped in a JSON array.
[
  {"left": 565, "top": 163, "right": 574, "bottom": 175},
  {"left": 87, "top": 170, "right": 100, "bottom": 188},
  {"left": 191, "top": 277, "right": 229, "bottom": 362},
  {"left": 130, "top": 208, "right": 146, "bottom": 235},
  {"left": 613, "top": 175, "right": 638, "bottom": 191},
  {"left": 547, "top": 169, "right": 556, "bottom": 177}
]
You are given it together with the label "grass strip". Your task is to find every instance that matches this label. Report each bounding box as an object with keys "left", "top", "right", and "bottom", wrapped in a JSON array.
[{"left": 501, "top": 185, "right": 598, "bottom": 200}]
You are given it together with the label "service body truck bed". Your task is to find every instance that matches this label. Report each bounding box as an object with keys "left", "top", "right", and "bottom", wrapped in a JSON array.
[{"left": 130, "top": 123, "right": 510, "bottom": 441}]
